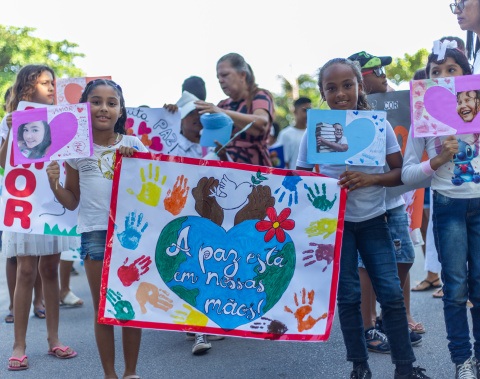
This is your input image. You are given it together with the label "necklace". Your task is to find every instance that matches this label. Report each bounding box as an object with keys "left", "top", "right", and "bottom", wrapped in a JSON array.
[{"left": 95, "top": 133, "right": 121, "bottom": 148}]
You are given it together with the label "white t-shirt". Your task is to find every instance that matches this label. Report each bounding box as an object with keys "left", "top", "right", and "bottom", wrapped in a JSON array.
[
  {"left": 402, "top": 130, "right": 480, "bottom": 199},
  {"left": 67, "top": 135, "right": 148, "bottom": 233},
  {"left": 0, "top": 114, "right": 9, "bottom": 142},
  {"left": 167, "top": 134, "right": 208, "bottom": 159},
  {"left": 297, "top": 120, "right": 400, "bottom": 222},
  {"left": 276, "top": 126, "right": 306, "bottom": 169}
]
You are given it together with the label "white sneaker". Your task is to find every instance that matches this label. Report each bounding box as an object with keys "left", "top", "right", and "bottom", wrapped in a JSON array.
[
  {"left": 207, "top": 335, "right": 225, "bottom": 341},
  {"left": 192, "top": 334, "right": 211, "bottom": 355},
  {"left": 456, "top": 358, "right": 476, "bottom": 379}
]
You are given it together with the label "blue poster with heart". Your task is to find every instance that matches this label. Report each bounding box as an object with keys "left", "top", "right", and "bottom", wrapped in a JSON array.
[
  {"left": 98, "top": 153, "right": 346, "bottom": 341},
  {"left": 306, "top": 109, "right": 387, "bottom": 166}
]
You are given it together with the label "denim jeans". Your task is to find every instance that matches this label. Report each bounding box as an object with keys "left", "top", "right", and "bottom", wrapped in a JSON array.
[
  {"left": 337, "top": 215, "right": 415, "bottom": 364},
  {"left": 432, "top": 191, "right": 480, "bottom": 364}
]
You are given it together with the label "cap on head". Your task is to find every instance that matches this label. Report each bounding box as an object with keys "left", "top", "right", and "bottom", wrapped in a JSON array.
[
  {"left": 347, "top": 51, "right": 392, "bottom": 69},
  {"left": 176, "top": 91, "right": 199, "bottom": 119}
]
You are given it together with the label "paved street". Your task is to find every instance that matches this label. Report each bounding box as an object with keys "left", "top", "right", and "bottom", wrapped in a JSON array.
[{"left": 0, "top": 247, "right": 461, "bottom": 378}]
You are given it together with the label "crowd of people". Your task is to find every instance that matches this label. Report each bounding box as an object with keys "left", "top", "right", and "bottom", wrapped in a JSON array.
[{"left": 1, "top": 1, "right": 480, "bottom": 378}]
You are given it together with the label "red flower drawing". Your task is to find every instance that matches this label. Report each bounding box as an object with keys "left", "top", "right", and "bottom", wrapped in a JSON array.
[{"left": 255, "top": 207, "right": 295, "bottom": 243}]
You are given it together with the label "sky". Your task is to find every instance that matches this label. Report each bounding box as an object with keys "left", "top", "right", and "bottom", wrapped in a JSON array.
[{"left": 0, "top": 0, "right": 466, "bottom": 107}]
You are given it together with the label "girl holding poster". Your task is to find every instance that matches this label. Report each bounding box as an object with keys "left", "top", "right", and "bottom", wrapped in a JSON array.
[
  {"left": 402, "top": 42, "right": 480, "bottom": 378},
  {"left": 46, "top": 79, "right": 148, "bottom": 379},
  {"left": 0, "top": 65, "right": 76, "bottom": 371},
  {"left": 296, "top": 58, "right": 430, "bottom": 379}
]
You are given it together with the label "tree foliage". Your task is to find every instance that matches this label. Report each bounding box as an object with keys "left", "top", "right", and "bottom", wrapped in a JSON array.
[
  {"left": 273, "top": 73, "right": 328, "bottom": 130},
  {"left": 385, "top": 48, "right": 429, "bottom": 86},
  {"left": 0, "top": 25, "right": 85, "bottom": 117}
]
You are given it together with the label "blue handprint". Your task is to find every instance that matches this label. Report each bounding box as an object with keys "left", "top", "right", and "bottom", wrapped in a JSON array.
[
  {"left": 274, "top": 175, "right": 303, "bottom": 206},
  {"left": 116, "top": 211, "right": 148, "bottom": 250}
]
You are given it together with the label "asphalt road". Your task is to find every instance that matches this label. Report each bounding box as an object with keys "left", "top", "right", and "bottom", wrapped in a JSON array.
[{"left": 0, "top": 247, "right": 461, "bottom": 379}]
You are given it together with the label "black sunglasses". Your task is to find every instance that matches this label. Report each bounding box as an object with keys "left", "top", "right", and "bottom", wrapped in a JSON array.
[
  {"left": 450, "top": 0, "right": 465, "bottom": 13},
  {"left": 361, "top": 67, "right": 385, "bottom": 77}
]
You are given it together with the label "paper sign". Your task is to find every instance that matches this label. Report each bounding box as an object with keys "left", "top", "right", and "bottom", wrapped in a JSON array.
[
  {"left": 12, "top": 103, "right": 93, "bottom": 165},
  {"left": 307, "top": 109, "right": 387, "bottom": 166},
  {"left": 269, "top": 145, "right": 286, "bottom": 169},
  {"left": 410, "top": 75, "right": 480, "bottom": 137},
  {"left": 369, "top": 91, "right": 425, "bottom": 231},
  {"left": 0, "top": 133, "right": 79, "bottom": 236},
  {"left": 98, "top": 153, "right": 346, "bottom": 341},
  {"left": 55, "top": 76, "right": 111, "bottom": 105},
  {"left": 125, "top": 107, "right": 181, "bottom": 153}
]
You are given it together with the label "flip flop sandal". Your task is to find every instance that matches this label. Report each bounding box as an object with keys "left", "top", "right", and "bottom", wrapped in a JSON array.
[
  {"left": 60, "top": 291, "right": 84, "bottom": 307},
  {"left": 5, "top": 314, "right": 14, "bottom": 323},
  {"left": 34, "top": 309, "right": 45, "bottom": 319},
  {"left": 432, "top": 288, "right": 444, "bottom": 299},
  {"left": 48, "top": 346, "right": 77, "bottom": 359},
  {"left": 409, "top": 322, "right": 426, "bottom": 334},
  {"left": 411, "top": 278, "right": 441, "bottom": 291},
  {"left": 8, "top": 355, "right": 28, "bottom": 371}
]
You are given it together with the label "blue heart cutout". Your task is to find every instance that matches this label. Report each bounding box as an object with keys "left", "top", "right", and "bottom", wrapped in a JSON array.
[
  {"left": 155, "top": 217, "right": 295, "bottom": 330},
  {"left": 353, "top": 111, "right": 359, "bottom": 115},
  {"left": 372, "top": 115, "right": 378, "bottom": 120},
  {"left": 319, "top": 118, "right": 376, "bottom": 164}
]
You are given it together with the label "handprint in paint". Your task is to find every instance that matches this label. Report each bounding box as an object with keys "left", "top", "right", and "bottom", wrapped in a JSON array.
[
  {"left": 127, "top": 163, "right": 166, "bottom": 207},
  {"left": 117, "top": 255, "right": 152, "bottom": 287},
  {"left": 304, "top": 183, "right": 337, "bottom": 212},
  {"left": 164, "top": 175, "right": 190, "bottom": 216},
  {"left": 302, "top": 243, "right": 335, "bottom": 271},
  {"left": 274, "top": 174, "right": 303, "bottom": 206},
  {"left": 284, "top": 288, "right": 327, "bottom": 332},
  {"left": 250, "top": 317, "right": 288, "bottom": 339},
  {"left": 305, "top": 218, "right": 337, "bottom": 239},
  {"left": 136, "top": 282, "right": 173, "bottom": 314},
  {"left": 106, "top": 288, "right": 135, "bottom": 321},
  {"left": 116, "top": 211, "right": 148, "bottom": 250},
  {"left": 171, "top": 304, "right": 208, "bottom": 327}
]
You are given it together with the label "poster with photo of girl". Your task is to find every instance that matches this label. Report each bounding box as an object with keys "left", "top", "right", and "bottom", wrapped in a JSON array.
[
  {"left": 12, "top": 103, "right": 93, "bottom": 165},
  {"left": 410, "top": 74, "right": 480, "bottom": 137}
]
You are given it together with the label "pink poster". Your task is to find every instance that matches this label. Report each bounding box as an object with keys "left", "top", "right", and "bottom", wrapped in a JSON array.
[{"left": 12, "top": 103, "right": 93, "bottom": 165}]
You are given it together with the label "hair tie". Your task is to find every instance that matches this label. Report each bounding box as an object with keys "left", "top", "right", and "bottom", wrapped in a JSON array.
[{"left": 432, "top": 39, "right": 459, "bottom": 61}]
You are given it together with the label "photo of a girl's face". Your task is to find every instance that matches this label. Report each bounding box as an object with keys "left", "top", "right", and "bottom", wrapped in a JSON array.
[
  {"left": 457, "top": 91, "right": 480, "bottom": 123},
  {"left": 22, "top": 121, "right": 45, "bottom": 148}
]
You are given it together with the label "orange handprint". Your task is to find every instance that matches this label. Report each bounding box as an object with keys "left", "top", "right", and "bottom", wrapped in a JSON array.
[
  {"left": 164, "top": 175, "right": 190, "bottom": 216},
  {"left": 284, "top": 288, "right": 327, "bottom": 332}
]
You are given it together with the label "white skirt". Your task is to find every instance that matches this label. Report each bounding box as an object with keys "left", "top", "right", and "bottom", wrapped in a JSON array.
[{"left": 2, "top": 232, "right": 74, "bottom": 258}]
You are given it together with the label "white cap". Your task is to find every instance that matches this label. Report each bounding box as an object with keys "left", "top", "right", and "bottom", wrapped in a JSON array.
[{"left": 176, "top": 91, "right": 199, "bottom": 119}]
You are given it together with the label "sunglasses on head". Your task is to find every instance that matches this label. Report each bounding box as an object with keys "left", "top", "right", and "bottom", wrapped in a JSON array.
[
  {"left": 361, "top": 67, "right": 385, "bottom": 77},
  {"left": 450, "top": 0, "right": 465, "bottom": 13}
]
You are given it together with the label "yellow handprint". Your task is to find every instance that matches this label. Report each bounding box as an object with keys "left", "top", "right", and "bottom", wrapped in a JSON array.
[
  {"left": 127, "top": 163, "right": 166, "bottom": 207},
  {"left": 171, "top": 304, "right": 208, "bottom": 327},
  {"left": 305, "top": 218, "right": 338, "bottom": 239}
]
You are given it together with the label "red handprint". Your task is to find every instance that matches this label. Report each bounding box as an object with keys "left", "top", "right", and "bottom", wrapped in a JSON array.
[{"left": 117, "top": 255, "right": 152, "bottom": 287}]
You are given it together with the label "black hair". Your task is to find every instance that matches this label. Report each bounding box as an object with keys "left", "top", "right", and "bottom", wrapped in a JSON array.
[
  {"left": 271, "top": 122, "right": 280, "bottom": 139},
  {"left": 440, "top": 36, "right": 466, "bottom": 54},
  {"left": 8, "top": 65, "right": 55, "bottom": 112},
  {"left": 318, "top": 58, "right": 371, "bottom": 110},
  {"left": 425, "top": 48, "right": 472, "bottom": 78},
  {"left": 182, "top": 76, "right": 206, "bottom": 101},
  {"left": 3, "top": 87, "right": 12, "bottom": 111},
  {"left": 294, "top": 97, "right": 312, "bottom": 109},
  {"left": 79, "top": 79, "right": 126, "bottom": 134},
  {"left": 17, "top": 120, "right": 51, "bottom": 159},
  {"left": 217, "top": 53, "right": 274, "bottom": 114},
  {"left": 466, "top": 31, "right": 480, "bottom": 61},
  {"left": 413, "top": 68, "right": 427, "bottom": 80}
]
